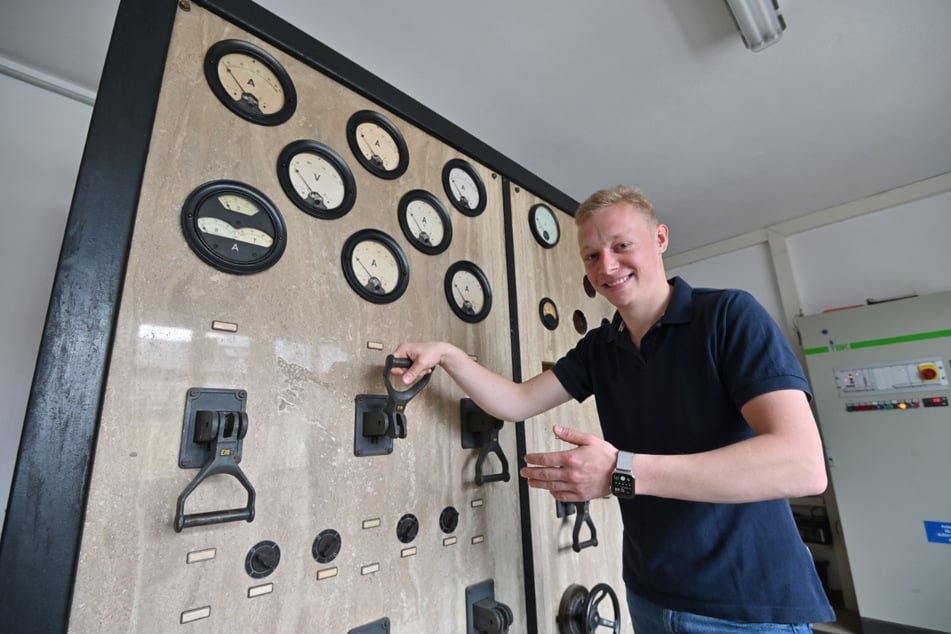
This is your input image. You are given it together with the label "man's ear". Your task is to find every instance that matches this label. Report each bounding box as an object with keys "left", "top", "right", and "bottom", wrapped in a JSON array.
[{"left": 655, "top": 223, "right": 670, "bottom": 254}]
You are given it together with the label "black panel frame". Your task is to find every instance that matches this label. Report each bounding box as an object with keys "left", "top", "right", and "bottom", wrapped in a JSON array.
[{"left": 0, "top": 1, "right": 179, "bottom": 632}]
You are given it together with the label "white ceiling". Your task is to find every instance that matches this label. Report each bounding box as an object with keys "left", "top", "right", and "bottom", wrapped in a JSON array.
[{"left": 2, "top": 0, "right": 950, "bottom": 256}]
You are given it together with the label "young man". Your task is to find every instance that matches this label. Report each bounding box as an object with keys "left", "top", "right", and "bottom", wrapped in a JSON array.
[{"left": 392, "top": 185, "right": 833, "bottom": 632}]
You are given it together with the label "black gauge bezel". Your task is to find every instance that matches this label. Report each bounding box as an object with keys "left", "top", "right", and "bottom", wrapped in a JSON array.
[
  {"left": 204, "top": 39, "right": 296, "bottom": 126},
  {"left": 346, "top": 110, "right": 409, "bottom": 179},
  {"left": 529, "top": 203, "right": 561, "bottom": 248},
  {"left": 539, "top": 297, "right": 560, "bottom": 331},
  {"left": 583, "top": 275, "right": 597, "bottom": 298},
  {"left": 181, "top": 179, "right": 287, "bottom": 274},
  {"left": 444, "top": 260, "right": 492, "bottom": 323},
  {"left": 398, "top": 189, "right": 452, "bottom": 255},
  {"left": 442, "top": 158, "right": 487, "bottom": 217},
  {"left": 341, "top": 229, "right": 410, "bottom": 304},
  {"left": 277, "top": 139, "right": 357, "bottom": 220}
]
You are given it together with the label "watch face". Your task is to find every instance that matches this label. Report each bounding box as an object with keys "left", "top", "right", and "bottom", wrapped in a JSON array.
[
  {"left": 444, "top": 260, "right": 492, "bottom": 323},
  {"left": 341, "top": 229, "right": 409, "bottom": 304},
  {"left": 529, "top": 203, "right": 560, "bottom": 248},
  {"left": 204, "top": 39, "right": 296, "bottom": 126},
  {"left": 442, "top": 158, "right": 487, "bottom": 217},
  {"left": 611, "top": 472, "right": 635, "bottom": 498},
  {"left": 398, "top": 189, "right": 452, "bottom": 255},
  {"left": 347, "top": 110, "right": 409, "bottom": 179},
  {"left": 277, "top": 139, "right": 356, "bottom": 219},
  {"left": 181, "top": 179, "right": 287, "bottom": 274}
]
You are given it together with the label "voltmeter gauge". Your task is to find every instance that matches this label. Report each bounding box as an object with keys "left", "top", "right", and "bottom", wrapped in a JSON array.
[
  {"left": 445, "top": 260, "right": 492, "bottom": 323},
  {"left": 181, "top": 180, "right": 287, "bottom": 274},
  {"left": 341, "top": 229, "right": 410, "bottom": 304},
  {"left": 277, "top": 139, "right": 356, "bottom": 219}
]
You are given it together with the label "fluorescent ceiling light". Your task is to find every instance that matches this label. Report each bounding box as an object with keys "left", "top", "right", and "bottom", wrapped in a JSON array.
[{"left": 724, "top": 0, "right": 786, "bottom": 52}]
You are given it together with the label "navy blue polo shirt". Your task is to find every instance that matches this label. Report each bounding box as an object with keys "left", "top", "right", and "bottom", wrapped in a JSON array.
[{"left": 551, "top": 277, "right": 833, "bottom": 624}]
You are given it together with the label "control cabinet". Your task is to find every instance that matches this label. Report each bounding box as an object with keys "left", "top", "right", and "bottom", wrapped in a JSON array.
[{"left": 799, "top": 292, "right": 951, "bottom": 633}]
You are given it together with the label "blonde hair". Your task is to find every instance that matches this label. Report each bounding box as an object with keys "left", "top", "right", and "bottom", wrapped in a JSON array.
[{"left": 575, "top": 185, "right": 658, "bottom": 226}]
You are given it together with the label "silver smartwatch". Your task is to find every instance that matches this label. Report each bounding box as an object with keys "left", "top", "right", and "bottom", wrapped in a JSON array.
[{"left": 611, "top": 450, "right": 635, "bottom": 499}]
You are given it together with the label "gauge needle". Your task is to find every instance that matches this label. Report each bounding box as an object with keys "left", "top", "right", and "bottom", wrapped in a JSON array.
[
  {"left": 358, "top": 134, "right": 384, "bottom": 167},
  {"left": 225, "top": 66, "right": 261, "bottom": 111},
  {"left": 294, "top": 167, "right": 326, "bottom": 208},
  {"left": 450, "top": 178, "right": 469, "bottom": 207},
  {"left": 409, "top": 213, "right": 432, "bottom": 245},
  {"left": 453, "top": 283, "right": 476, "bottom": 314}
]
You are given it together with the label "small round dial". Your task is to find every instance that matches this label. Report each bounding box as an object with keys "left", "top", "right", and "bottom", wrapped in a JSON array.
[
  {"left": 539, "top": 297, "right": 559, "bottom": 330},
  {"left": 398, "top": 190, "right": 452, "bottom": 255},
  {"left": 181, "top": 180, "right": 287, "bottom": 274},
  {"left": 341, "top": 229, "right": 410, "bottom": 304},
  {"left": 445, "top": 260, "right": 492, "bottom": 323},
  {"left": 529, "top": 203, "right": 560, "bottom": 248},
  {"left": 347, "top": 110, "right": 409, "bottom": 179},
  {"left": 277, "top": 139, "right": 356, "bottom": 219},
  {"left": 245, "top": 540, "right": 281, "bottom": 579},
  {"left": 442, "top": 158, "right": 487, "bottom": 217},
  {"left": 204, "top": 39, "right": 296, "bottom": 126}
]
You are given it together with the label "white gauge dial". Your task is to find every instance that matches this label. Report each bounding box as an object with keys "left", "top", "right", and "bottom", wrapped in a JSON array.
[
  {"left": 216, "top": 52, "right": 286, "bottom": 115},
  {"left": 288, "top": 152, "right": 347, "bottom": 210},
  {"left": 448, "top": 167, "right": 480, "bottom": 210}
]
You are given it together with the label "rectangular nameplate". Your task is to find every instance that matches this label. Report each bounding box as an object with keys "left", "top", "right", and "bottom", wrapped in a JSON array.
[
  {"left": 443, "top": 536, "right": 458, "bottom": 547},
  {"left": 362, "top": 518, "right": 382, "bottom": 529},
  {"left": 180, "top": 606, "right": 211, "bottom": 624},
  {"left": 247, "top": 583, "right": 273, "bottom": 598},
  {"left": 317, "top": 567, "right": 338, "bottom": 581},
  {"left": 185, "top": 548, "right": 216, "bottom": 564},
  {"left": 361, "top": 562, "right": 381, "bottom": 575}
]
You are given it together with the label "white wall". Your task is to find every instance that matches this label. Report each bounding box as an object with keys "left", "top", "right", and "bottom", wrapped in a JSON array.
[
  {"left": 0, "top": 72, "right": 92, "bottom": 532},
  {"left": 789, "top": 190, "right": 951, "bottom": 315}
]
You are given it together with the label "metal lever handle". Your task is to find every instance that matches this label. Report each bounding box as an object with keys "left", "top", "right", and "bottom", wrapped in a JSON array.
[
  {"left": 381, "top": 355, "right": 431, "bottom": 439},
  {"left": 475, "top": 421, "right": 511, "bottom": 485},
  {"left": 174, "top": 411, "right": 256, "bottom": 532},
  {"left": 571, "top": 501, "right": 598, "bottom": 552}
]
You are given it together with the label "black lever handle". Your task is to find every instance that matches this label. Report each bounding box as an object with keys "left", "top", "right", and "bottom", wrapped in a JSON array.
[
  {"left": 475, "top": 421, "right": 511, "bottom": 485},
  {"left": 175, "top": 410, "right": 256, "bottom": 532},
  {"left": 381, "top": 354, "right": 431, "bottom": 439},
  {"left": 571, "top": 501, "right": 598, "bottom": 552}
]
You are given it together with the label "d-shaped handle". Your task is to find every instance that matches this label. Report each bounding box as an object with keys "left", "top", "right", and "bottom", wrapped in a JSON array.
[
  {"left": 174, "top": 411, "right": 256, "bottom": 532},
  {"left": 571, "top": 501, "right": 598, "bottom": 552}
]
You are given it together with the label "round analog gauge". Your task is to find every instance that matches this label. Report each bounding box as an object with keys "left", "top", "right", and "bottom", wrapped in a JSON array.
[
  {"left": 341, "top": 229, "right": 410, "bottom": 304},
  {"left": 442, "top": 158, "right": 487, "bottom": 217},
  {"left": 529, "top": 203, "right": 560, "bottom": 248},
  {"left": 181, "top": 180, "right": 287, "bottom": 274},
  {"left": 539, "top": 297, "right": 559, "bottom": 330},
  {"left": 277, "top": 139, "right": 356, "bottom": 219},
  {"left": 445, "top": 260, "right": 492, "bottom": 323},
  {"left": 398, "top": 189, "right": 452, "bottom": 255},
  {"left": 347, "top": 110, "right": 409, "bottom": 179},
  {"left": 204, "top": 39, "right": 296, "bottom": 126}
]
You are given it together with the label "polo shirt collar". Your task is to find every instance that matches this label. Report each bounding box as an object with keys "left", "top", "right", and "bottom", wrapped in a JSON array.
[{"left": 607, "top": 276, "right": 694, "bottom": 341}]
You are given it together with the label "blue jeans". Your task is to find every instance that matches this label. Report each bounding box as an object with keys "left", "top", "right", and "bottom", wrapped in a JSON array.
[{"left": 627, "top": 588, "right": 813, "bottom": 633}]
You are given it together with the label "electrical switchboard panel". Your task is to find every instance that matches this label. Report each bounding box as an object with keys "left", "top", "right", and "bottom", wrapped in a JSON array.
[{"left": 799, "top": 291, "right": 951, "bottom": 633}]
